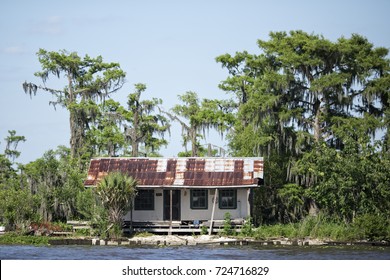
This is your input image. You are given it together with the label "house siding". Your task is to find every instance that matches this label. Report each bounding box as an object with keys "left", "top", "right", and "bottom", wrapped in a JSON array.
[{"left": 125, "top": 188, "right": 250, "bottom": 222}]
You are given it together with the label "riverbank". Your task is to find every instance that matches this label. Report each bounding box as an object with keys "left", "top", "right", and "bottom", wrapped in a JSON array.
[
  {"left": 91, "top": 235, "right": 389, "bottom": 247},
  {"left": 2, "top": 232, "right": 389, "bottom": 247}
]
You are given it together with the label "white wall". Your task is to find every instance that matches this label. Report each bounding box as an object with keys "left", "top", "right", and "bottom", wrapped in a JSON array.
[
  {"left": 124, "top": 188, "right": 251, "bottom": 222},
  {"left": 180, "top": 188, "right": 250, "bottom": 221}
]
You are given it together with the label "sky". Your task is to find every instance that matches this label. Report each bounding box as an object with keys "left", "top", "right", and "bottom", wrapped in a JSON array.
[{"left": 1, "top": 0, "right": 390, "bottom": 164}]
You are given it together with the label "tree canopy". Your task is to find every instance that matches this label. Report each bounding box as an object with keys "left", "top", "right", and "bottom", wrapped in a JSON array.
[
  {"left": 23, "top": 49, "right": 126, "bottom": 159},
  {"left": 166, "top": 91, "right": 234, "bottom": 156},
  {"left": 217, "top": 31, "right": 390, "bottom": 222}
]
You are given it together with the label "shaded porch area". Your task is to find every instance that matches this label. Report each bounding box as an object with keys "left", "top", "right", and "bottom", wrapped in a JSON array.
[{"left": 123, "top": 219, "right": 245, "bottom": 234}]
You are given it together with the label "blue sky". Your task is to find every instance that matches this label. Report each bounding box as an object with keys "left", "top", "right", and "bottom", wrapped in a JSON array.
[{"left": 1, "top": 0, "right": 389, "bottom": 164}]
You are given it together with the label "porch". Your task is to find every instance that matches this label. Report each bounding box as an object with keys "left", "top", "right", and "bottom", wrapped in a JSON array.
[{"left": 123, "top": 219, "right": 245, "bottom": 234}]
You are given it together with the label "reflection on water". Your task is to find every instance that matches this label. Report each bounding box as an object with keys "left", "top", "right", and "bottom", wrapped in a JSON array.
[{"left": 1, "top": 244, "right": 389, "bottom": 260}]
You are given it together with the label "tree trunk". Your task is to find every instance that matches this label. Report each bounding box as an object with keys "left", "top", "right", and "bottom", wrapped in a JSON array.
[
  {"left": 67, "top": 72, "right": 82, "bottom": 159},
  {"left": 131, "top": 102, "right": 140, "bottom": 157},
  {"left": 190, "top": 129, "right": 197, "bottom": 157},
  {"left": 131, "top": 140, "right": 138, "bottom": 157},
  {"left": 313, "top": 98, "right": 322, "bottom": 142},
  {"left": 69, "top": 109, "right": 77, "bottom": 158},
  {"left": 69, "top": 109, "right": 85, "bottom": 159}
]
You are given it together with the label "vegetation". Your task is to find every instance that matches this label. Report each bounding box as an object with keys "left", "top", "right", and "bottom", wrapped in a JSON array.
[
  {"left": 0, "top": 233, "right": 49, "bottom": 246},
  {"left": 0, "top": 31, "right": 388, "bottom": 241},
  {"left": 217, "top": 30, "right": 390, "bottom": 224},
  {"left": 124, "top": 83, "right": 170, "bottom": 157},
  {"left": 165, "top": 91, "right": 234, "bottom": 156},
  {"left": 22, "top": 49, "right": 126, "bottom": 161},
  {"left": 253, "top": 214, "right": 390, "bottom": 242},
  {"left": 95, "top": 172, "right": 138, "bottom": 239},
  {"left": 221, "top": 212, "right": 234, "bottom": 236}
]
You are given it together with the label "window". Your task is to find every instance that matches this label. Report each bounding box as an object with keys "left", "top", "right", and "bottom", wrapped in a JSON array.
[
  {"left": 219, "top": 189, "right": 237, "bottom": 209},
  {"left": 190, "top": 189, "right": 208, "bottom": 209},
  {"left": 134, "top": 189, "right": 154, "bottom": 210}
]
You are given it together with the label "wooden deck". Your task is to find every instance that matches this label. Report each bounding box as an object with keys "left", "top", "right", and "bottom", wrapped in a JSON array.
[{"left": 123, "top": 219, "right": 244, "bottom": 234}]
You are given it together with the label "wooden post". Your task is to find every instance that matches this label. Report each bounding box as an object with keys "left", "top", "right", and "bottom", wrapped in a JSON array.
[
  {"left": 130, "top": 208, "right": 133, "bottom": 234},
  {"left": 209, "top": 188, "right": 218, "bottom": 235},
  {"left": 247, "top": 188, "right": 251, "bottom": 217},
  {"left": 169, "top": 189, "right": 173, "bottom": 235}
]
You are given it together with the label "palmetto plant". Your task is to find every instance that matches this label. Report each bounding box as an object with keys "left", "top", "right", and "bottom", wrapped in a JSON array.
[{"left": 95, "top": 172, "right": 137, "bottom": 238}]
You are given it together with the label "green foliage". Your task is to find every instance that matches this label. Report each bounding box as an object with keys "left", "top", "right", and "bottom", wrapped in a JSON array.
[
  {"left": 252, "top": 214, "right": 390, "bottom": 242},
  {"left": 297, "top": 117, "right": 390, "bottom": 221},
  {"left": 75, "top": 188, "right": 96, "bottom": 220},
  {"left": 0, "top": 185, "right": 36, "bottom": 230},
  {"left": 123, "top": 84, "right": 170, "bottom": 157},
  {"left": 254, "top": 223, "right": 298, "bottom": 240},
  {"left": 74, "top": 228, "right": 90, "bottom": 236},
  {"left": 221, "top": 212, "right": 235, "bottom": 236},
  {"left": 353, "top": 214, "right": 389, "bottom": 241},
  {"left": 134, "top": 231, "right": 154, "bottom": 238},
  {"left": 90, "top": 204, "right": 109, "bottom": 238},
  {"left": 24, "top": 147, "right": 85, "bottom": 223},
  {"left": 167, "top": 91, "right": 234, "bottom": 156},
  {"left": 0, "top": 233, "right": 49, "bottom": 246},
  {"left": 24, "top": 49, "right": 126, "bottom": 158},
  {"left": 201, "top": 225, "right": 208, "bottom": 235},
  {"left": 240, "top": 217, "right": 254, "bottom": 237},
  {"left": 0, "top": 154, "right": 17, "bottom": 187},
  {"left": 4, "top": 130, "right": 26, "bottom": 162},
  {"left": 253, "top": 217, "right": 335, "bottom": 240},
  {"left": 278, "top": 184, "right": 305, "bottom": 223},
  {"left": 218, "top": 30, "right": 390, "bottom": 225},
  {"left": 86, "top": 99, "right": 126, "bottom": 157},
  {"left": 95, "top": 172, "right": 138, "bottom": 239}
]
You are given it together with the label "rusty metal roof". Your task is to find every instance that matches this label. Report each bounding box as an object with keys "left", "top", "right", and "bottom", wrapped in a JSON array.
[{"left": 84, "top": 157, "right": 263, "bottom": 188}]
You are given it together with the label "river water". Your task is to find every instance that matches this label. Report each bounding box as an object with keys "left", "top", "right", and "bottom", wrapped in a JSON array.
[{"left": 1, "top": 244, "right": 390, "bottom": 260}]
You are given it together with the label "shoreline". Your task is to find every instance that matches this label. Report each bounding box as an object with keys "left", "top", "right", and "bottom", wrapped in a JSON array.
[
  {"left": 1, "top": 232, "right": 389, "bottom": 247},
  {"left": 49, "top": 234, "right": 390, "bottom": 247}
]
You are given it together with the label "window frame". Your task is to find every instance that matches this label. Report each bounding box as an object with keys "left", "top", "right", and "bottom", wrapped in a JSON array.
[
  {"left": 134, "top": 189, "right": 155, "bottom": 211},
  {"left": 218, "top": 189, "right": 237, "bottom": 209},
  {"left": 190, "top": 189, "right": 208, "bottom": 210}
]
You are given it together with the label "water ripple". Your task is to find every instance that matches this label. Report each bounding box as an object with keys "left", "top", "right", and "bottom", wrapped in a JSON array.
[{"left": 1, "top": 245, "right": 389, "bottom": 260}]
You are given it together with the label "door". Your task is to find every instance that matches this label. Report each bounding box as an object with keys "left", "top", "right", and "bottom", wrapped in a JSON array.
[{"left": 163, "top": 190, "right": 181, "bottom": 221}]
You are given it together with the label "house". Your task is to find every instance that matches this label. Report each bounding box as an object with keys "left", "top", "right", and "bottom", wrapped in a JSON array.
[{"left": 84, "top": 157, "right": 264, "bottom": 233}]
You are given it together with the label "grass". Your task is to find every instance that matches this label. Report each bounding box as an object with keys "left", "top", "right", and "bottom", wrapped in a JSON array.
[
  {"left": 0, "top": 233, "right": 50, "bottom": 246},
  {"left": 132, "top": 231, "right": 154, "bottom": 238},
  {"left": 252, "top": 214, "right": 390, "bottom": 242}
]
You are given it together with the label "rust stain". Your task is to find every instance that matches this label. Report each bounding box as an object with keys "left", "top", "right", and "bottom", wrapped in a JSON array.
[{"left": 84, "top": 157, "right": 264, "bottom": 187}]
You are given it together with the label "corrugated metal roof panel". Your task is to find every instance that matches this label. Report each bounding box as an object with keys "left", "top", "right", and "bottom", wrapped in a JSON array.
[{"left": 84, "top": 157, "right": 264, "bottom": 187}]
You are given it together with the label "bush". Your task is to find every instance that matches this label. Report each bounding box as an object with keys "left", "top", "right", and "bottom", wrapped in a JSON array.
[
  {"left": 221, "top": 212, "right": 235, "bottom": 236},
  {"left": 0, "top": 233, "right": 49, "bottom": 245},
  {"left": 353, "top": 214, "right": 389, "bottom": 241},
  {"left": 240, "top": 217, "right": 254, "bottom": 237},
  {"left": 201, "top": 226, "right": 208, "bottom": 235}
]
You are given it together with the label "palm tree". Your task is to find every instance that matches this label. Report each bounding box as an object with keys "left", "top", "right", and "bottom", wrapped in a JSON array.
[{"left": 95, "top": 172, "right": 137, "bottom": 238}]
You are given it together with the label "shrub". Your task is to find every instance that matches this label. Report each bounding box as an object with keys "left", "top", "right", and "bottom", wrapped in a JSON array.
[
  {"left": 221, "top": 212, "right": 234, "bottom": 236},
  {"left": 353, "top": 214, "right": 389, "bottom": 241},
  {"left": 240, "top": 217, "right": 254, "bottom": 237},
  {"left": 201, "top": 226, "right": 208, "bottom": 235}
]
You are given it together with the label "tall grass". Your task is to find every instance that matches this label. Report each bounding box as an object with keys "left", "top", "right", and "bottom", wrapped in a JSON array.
[{"left": 253, "top": 214, "right": 390, "bottom": 242}]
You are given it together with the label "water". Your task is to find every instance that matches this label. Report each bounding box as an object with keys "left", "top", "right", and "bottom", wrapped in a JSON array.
[{"left": 1, "top": 244, "right": 390, "bottom": 260}]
